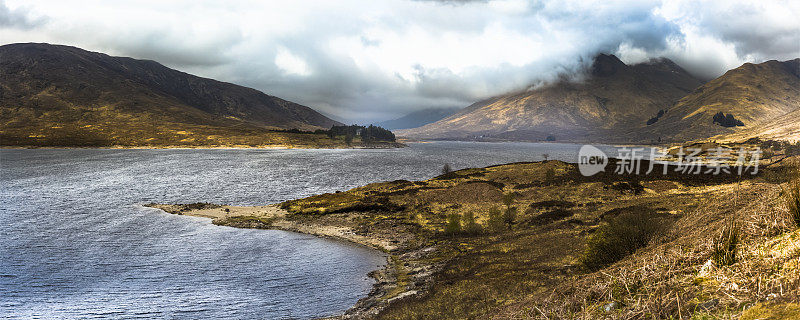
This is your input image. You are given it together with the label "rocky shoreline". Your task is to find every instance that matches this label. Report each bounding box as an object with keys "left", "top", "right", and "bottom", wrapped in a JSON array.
[{"left": 143, "top": 202, "right": 435, "bottom": 319}]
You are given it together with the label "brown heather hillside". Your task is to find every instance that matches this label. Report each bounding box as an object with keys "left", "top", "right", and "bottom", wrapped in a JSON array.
[
  {"left": 0, "top": 43, "right": 344, "bottom": 147},
  {"left": 638, "top": 59, "right": 800, "bottom": 143},
  {"left": 397, "top": 54, "right": 703, "bottom": 143}
]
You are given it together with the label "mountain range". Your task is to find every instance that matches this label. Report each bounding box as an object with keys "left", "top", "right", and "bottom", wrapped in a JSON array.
[
  {"left": 399, "top": 55, "right": 800, "bottom": 143},
  {"left": 0, "top": 43, "right": 342, "bottom": 147},
  {"left": 2, "top": 43, "right": 797, "bottom": 147}
]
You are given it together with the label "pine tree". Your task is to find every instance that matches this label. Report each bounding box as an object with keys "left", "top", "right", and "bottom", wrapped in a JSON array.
[
  {"left": 442, "top": 163, "right": 453, "bottom": 175},
  {"left": 502, "top": 193, "right": 514, "bottom": 207},
  {"left": 503, "top": 206, "right": 517, "bottom": 229},
  {"left": 502, "top": 192, "right": 516, "bottom": 229},
  {"left": 462, "top": 211, "right": 482, "bottom": 235},
  {"left": 488, "top": 206, "right": 504, "bottom": 233},
  {"left": 444, "top": 213, "right": 461, "bottom": 235}
]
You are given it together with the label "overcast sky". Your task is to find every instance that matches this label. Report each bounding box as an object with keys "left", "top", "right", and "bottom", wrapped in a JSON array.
[{"left": 1, "top": 0, "right": 799, "bottom": 123}]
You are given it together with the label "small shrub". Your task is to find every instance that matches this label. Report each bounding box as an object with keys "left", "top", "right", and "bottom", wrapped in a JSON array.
[
  {"left": 444, "top": 213, "right": 461, "bottom": 235},
  {"left": 580, "top": 211, "right": 663, "bottom": 270},
  {"left": 712, "top": 221, "right": 740, "bottom": 266}
]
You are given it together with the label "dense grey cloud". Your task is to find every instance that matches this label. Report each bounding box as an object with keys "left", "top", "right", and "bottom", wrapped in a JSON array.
[
  {"left": 0, "top": 1, "right": 44, "bottom": 28},
  {"left": 646, "top": 1, "right": 800, "bottom": 79},
  {"left": 1, "top": 0, "right": 798, "bottom": 123}
]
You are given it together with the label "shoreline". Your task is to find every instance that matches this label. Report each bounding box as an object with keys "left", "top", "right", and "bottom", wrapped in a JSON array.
[
  {"left": 143, "top": 203, "right": 433, "bottom": 319},
  {"left": 139, "top": 155, "right": 800, "bottom": 319},
  {"left": 0, "top": 142, "right": 406, "bottom": 150}
]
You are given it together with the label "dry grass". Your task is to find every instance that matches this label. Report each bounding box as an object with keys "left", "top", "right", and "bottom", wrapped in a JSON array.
[
  {"left": 711, "top": 220, "right": 740, "bottom": 267},
  {"left": 580, "top": 210, "right": 666, "bottom": 271},
  {"left": 783, "top": 178, "right": 800, "bottom": 228},
  {"left": 497, "top": 182, "right": 800, "bottom": 319},
  {"left": 276, "top": 159, "right": 795, "bottom": 319}
]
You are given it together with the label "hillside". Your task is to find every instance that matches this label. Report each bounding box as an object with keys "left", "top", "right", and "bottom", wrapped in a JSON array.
[
  {"left": 0, "top": 43, "right": 346, "bottom": 147},
  {"left": 375, "top": 107, "right": 461, "bottom": 130},
  {"left": 150, "top": 155, "right": 800, "bottom": 319},
  {"left": 397, "top": 54, "right": 704, "bottom": 143},
  {"left": 638, "top": 59, "right": 800, "bottom": 142}
]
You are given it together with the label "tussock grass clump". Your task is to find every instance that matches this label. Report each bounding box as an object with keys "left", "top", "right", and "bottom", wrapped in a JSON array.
[
  {"left": 580, "top": 211, "right": 663, "bottom": 270},
  {"left": 784, "top": 179, "right": 800, "bottom": 228},
  {"left": 711, "top": 221, "right": 739, "bottom": 266}
]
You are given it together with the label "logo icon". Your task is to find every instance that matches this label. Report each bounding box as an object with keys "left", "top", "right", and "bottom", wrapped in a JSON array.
[{"left": 578, "top": 145, "right": 608, "bottom": 176}]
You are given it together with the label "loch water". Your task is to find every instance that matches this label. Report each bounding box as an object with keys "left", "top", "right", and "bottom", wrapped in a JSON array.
[{"left": 0, "top": 142, "right": 624, "bottom": 319}]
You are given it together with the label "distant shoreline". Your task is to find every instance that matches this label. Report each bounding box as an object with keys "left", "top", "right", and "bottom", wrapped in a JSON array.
[
  {"left": 1, "top": 139, "right": 693, "bottom": 150},
  {"left": 0, "top": 143, "right": 406, "bottom": 150}
]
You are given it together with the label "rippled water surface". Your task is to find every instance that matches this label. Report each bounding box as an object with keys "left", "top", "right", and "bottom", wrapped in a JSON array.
[{"left": 0, "top": 142, "right": 621, "bottom": 319}]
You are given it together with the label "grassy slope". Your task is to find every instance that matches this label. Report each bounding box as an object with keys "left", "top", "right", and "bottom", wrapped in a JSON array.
[
  {"left": 0, "top": 43, "right": 351, "bottom": 148},
  {"left": 637, "top": 59, "right": 800, "bottom": 143},
  {"left": 274, "top": 157, "right": 799, "bottom": 319}
]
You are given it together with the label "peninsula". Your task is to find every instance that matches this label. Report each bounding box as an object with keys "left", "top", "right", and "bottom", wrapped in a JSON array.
[{"left": 147, "top": 150, "right": 800, "bottom": 319}]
